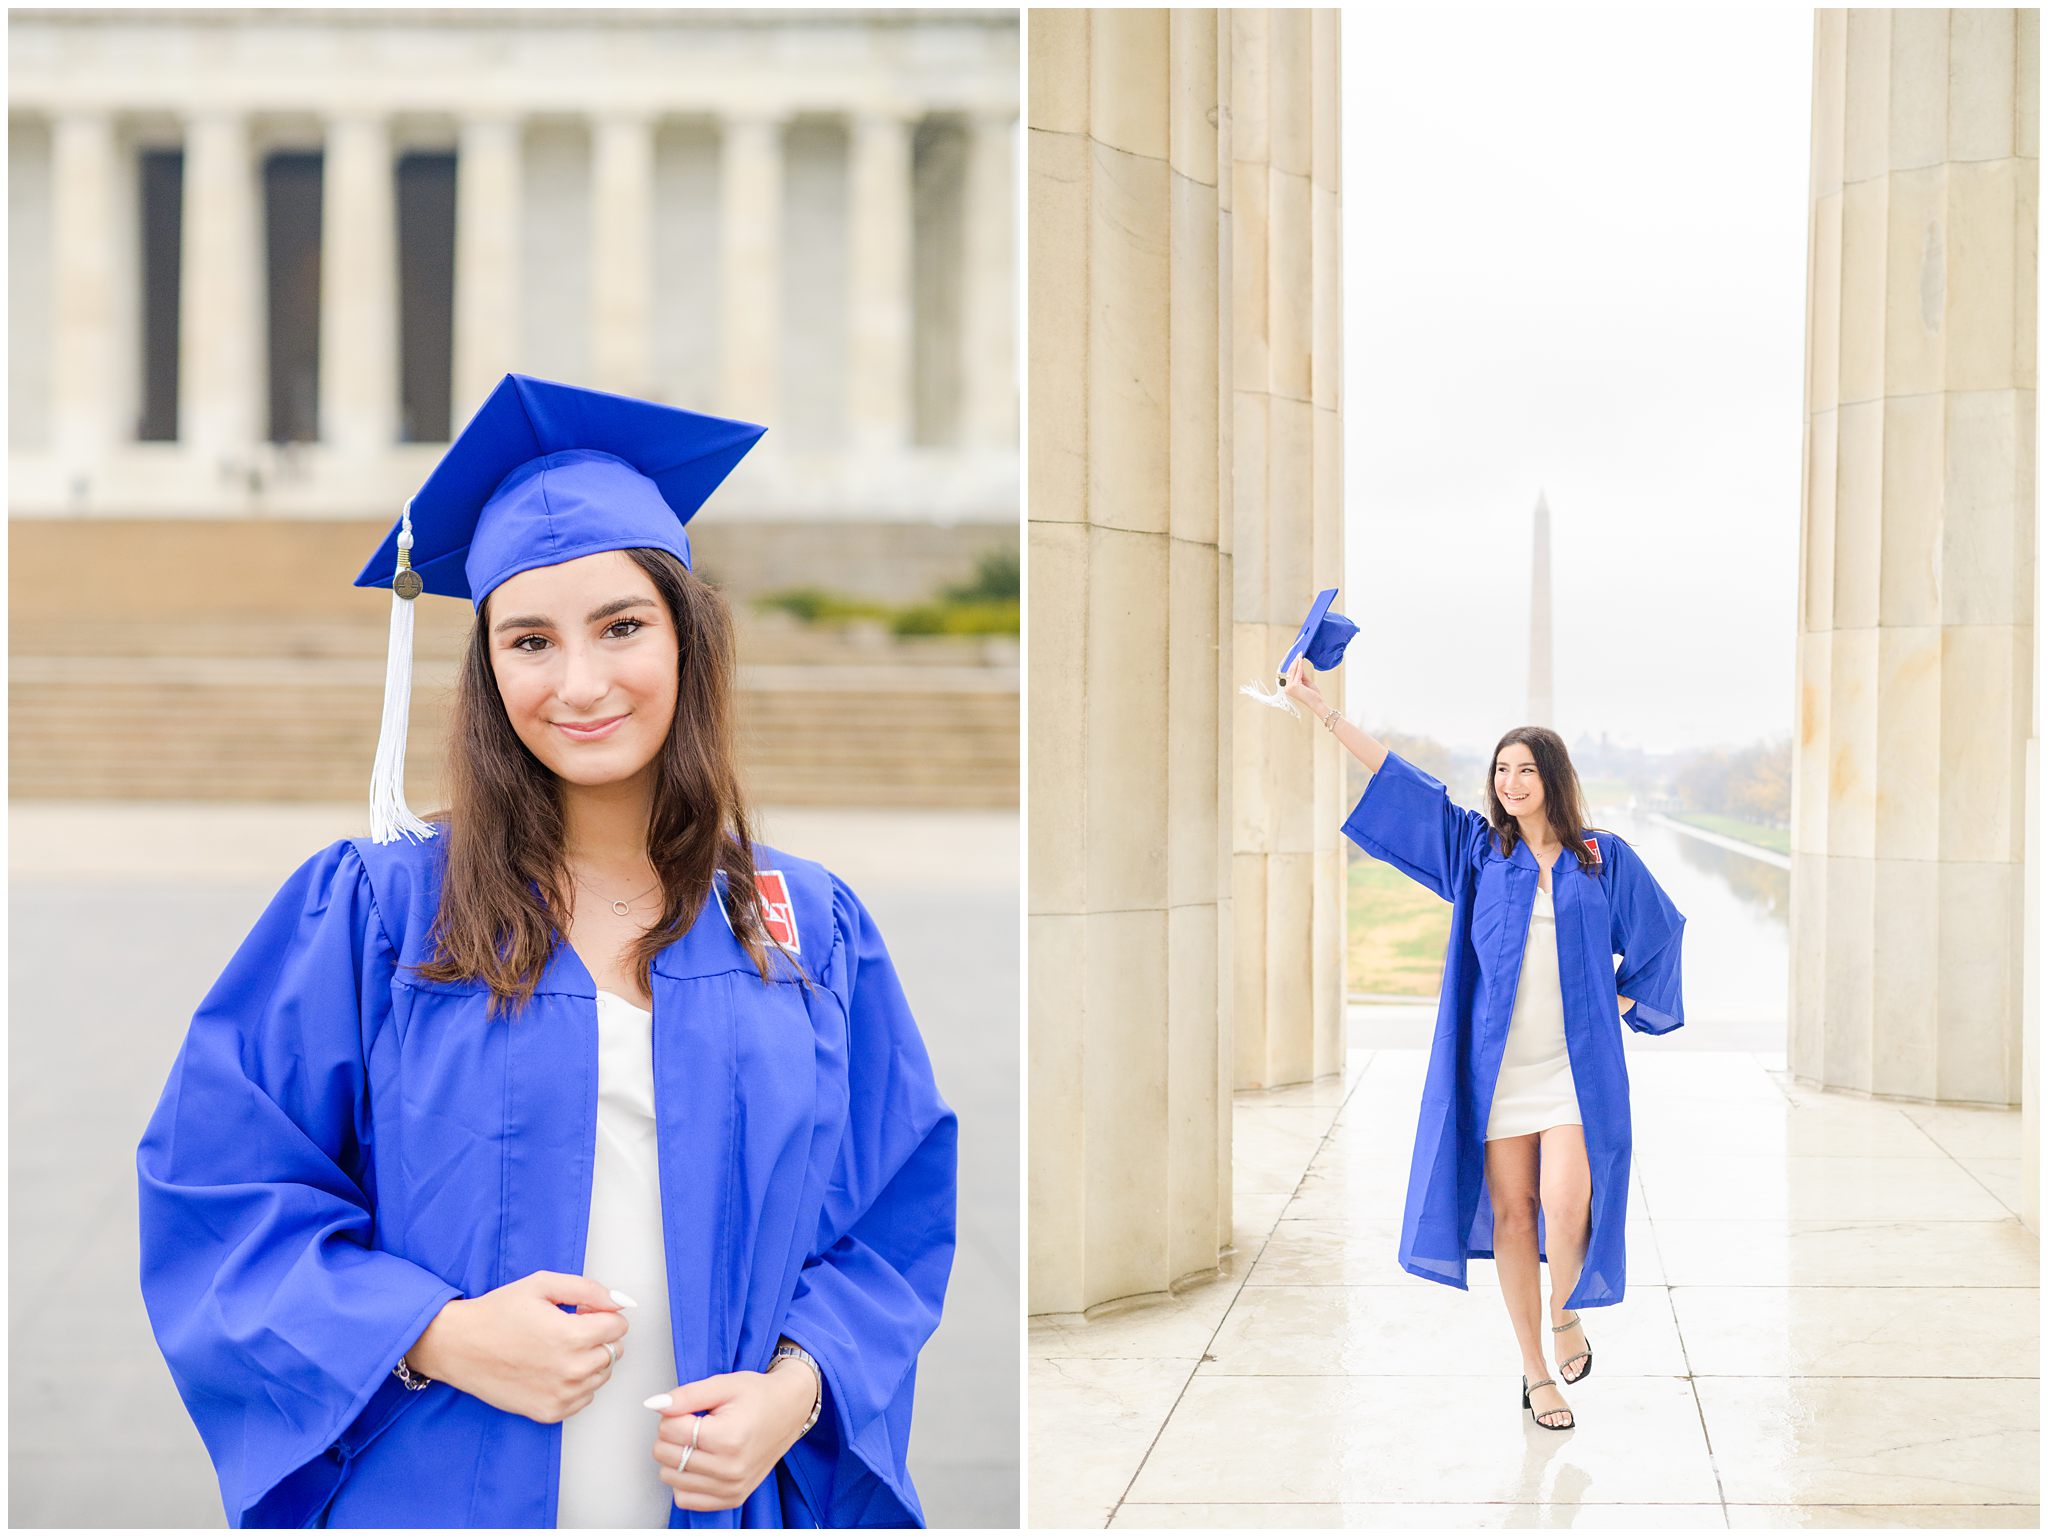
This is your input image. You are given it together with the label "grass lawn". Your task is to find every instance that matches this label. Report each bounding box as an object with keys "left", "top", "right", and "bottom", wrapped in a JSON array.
[{"left": 1347, "top": 850, "right": 1450, "bottom": 997}]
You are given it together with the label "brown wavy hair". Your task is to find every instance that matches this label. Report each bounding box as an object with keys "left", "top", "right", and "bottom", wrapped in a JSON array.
[
  {"left": 410, "top": 547, "right": 791, "bottom": 1018},
  {"left": 1482, "top": 725, "right": 1610, "bottom": 873}
]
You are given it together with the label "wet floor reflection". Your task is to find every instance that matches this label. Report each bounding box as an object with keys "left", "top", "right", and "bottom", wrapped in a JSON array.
[
  {"left": 1597, "top": 808, "right": 1789, "bottom": 1035},
  {"left": 1028, "top": 1043, "right": 2037, "bottom": 1529}
]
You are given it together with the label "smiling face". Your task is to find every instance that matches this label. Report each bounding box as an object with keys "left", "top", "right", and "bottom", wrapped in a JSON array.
[
  {"left": 1494, "top": 740, "right": 1547, "bottom": 822},
  {"left": 483, "top": 549, "right": 678, "bottom": 791}
]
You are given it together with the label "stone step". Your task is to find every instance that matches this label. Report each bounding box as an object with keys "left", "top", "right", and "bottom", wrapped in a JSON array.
[
  {"left": 9, "top": 656, "right": 1019, "bottom": 693},
  {"left": 10, "top": 754, "right": 1018, "bottom": 805},
  {"left": 9, "top": 615, "right": 1017, "bottom": 669},
  {"left": 12, "top": 664, "right": 1017, "bottom": 807},
  {"left": 10, "top": 696, "right": 1015, "bottom": 737}
]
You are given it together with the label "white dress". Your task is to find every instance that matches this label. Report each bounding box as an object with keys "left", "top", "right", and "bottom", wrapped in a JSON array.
[
  {"left": 557, "top": 990, "right": 679, "bottom": 1529},
  {"left": 1484, "top": 883, "right": 1584, "bottom": 1140}
]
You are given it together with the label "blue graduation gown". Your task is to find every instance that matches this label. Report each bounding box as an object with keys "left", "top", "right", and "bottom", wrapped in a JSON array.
[
  {"left": 1339, "top": 749, "right": 1686, "bottom": 1309},
  {"left": 136, "top": 831, "right": 957, "bottom": 1529}
]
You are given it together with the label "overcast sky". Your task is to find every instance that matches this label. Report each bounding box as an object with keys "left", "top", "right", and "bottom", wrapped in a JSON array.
[{"left": 1340, "top": 6, "right": 1813, "bottom": 755}]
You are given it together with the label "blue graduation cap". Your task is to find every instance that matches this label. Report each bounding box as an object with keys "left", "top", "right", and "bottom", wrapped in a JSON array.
[
  {"left": 1277, "top": 587, "right": 1358, "bottom": 680},
  {"left": 358, "top": 373, "right": 766, "bottom": 844}
]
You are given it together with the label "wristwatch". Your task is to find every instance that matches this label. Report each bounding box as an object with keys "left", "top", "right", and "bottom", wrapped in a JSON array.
[{"left": 770, "top": 1342, "right": 823, "bottom": 1434}]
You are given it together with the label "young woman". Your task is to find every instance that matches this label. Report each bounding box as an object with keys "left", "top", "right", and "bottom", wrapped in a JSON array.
[
  {"left": 1283, "top": 657, "right": 1685, "bottom": 1432},
  {"left": 137, "top": 377, "right": 958, "bottom": 1527}
]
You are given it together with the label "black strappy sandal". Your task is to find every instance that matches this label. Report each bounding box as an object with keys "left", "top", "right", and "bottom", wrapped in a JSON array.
[
  {"left": 1553, "top": 1311, "right": 1593, "bottom": 1384},
  {"left": 1522, "top": 1374, "right": 1574, "bottom": 1431}
]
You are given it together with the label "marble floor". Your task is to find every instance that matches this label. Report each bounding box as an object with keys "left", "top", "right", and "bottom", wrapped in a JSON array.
[{"left": 1029, "top": 1014, "right": 2039, "bottom": 1529}]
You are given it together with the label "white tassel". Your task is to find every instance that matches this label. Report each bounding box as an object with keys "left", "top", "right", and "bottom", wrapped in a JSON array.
[
  {"left": 369, "top": 507, "right": 437, "bottom": 845},
  {"left": 1239, "top": 678, "right": 1302, "bottom": 718}
]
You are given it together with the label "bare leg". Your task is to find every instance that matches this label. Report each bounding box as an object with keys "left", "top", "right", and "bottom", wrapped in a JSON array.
[
  {"left": 1486, "top": 1134, "right": 1568, "bottom": 1427},
  {"left": 1538, "top": 1122, "right": 1593, "bottom": 1384}
]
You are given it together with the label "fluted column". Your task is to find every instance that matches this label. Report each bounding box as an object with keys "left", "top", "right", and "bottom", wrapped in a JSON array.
[
  {"left": 591, "top": 113, "right": 657, "bottom": 400},
  {"left": 960, "top": 109, "right": 1018, "bottom": 446},
  {"left": 1028, "top": 7, "right": 1235, "bottom": 1314},
  {"left": 180, "top": 112, "right": 264, "bottom": 466},
  {"left": 49, "top": 111, "right": 125, "bottom": 474},
  {"left": 1792, "top": 9, "right": 2038, "bottom": 1107},
  {"left": 1308, "top": 7, "right": 1346, "bottom": 1082},
  {"left": 1215, "top": 11, "right": 1239, "bottom": 1237},
  {"left": 319, "top": 113, "right": 398, "bottom": 453},
  {"left": 1231, "top": 8, "right": 1342, "bottom": 1091},
  {"left": 719, "top": 113, "right": 785, "bottom": 426},
  {"left": 453, "top": 115, "right": 522, "bottom": 423},
  {"left": 846, "top": 108, "right": 916, "bottom": 454}
]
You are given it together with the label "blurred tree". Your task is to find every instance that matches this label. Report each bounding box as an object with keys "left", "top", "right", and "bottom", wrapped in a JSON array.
[{"left": 943, "top": 547, "right": 1020, "bottom": 604}]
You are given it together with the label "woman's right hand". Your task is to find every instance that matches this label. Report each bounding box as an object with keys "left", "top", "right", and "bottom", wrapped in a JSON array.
[
  {"left": 404, "top": 1270, "right": 633, "bottom": 1424},
  {"left": 1281, "top": 657, "right": 1328, "bottom": 717}
]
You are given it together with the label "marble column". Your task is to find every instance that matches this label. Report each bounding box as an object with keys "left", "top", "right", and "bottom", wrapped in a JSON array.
[
  {"left": 180, "top": 112, "right": 264, "bottom": 467},
  {"left": 2027, "top": 730, "right": 2040, "bottom": 1232},
  {"left": 1791, "top": 9, "right": 2038, "bottom": 1108},
  {"left": 591, "top": 113, "right": 657, "bottom": 401},
  {"left": 719, "top": 113, "right": 785, "bottom": 427},
  {"left": 319, "top": 113, "right": 399, "bottom": 453},
  {"left": 49, "top": 111, "right": 126, "bottom": 475},
  {"left": 453, "top": 115, "right": 522, "bottom": 422},
  {"left": 846, "top": 108, "right": 916, "bottom": 454},
  {"left": 960, "top": 109, "right": 1018, "bottom": 447},
  {"left": 1308, "top": 7, "right": 1347, "bottom": 1083},
  {"left": 1028, "top": 7, "right": 1236, "bottom": 1314},
  {"left": 1231, "top": 8, "right": 1345, "bottom": 1091}
]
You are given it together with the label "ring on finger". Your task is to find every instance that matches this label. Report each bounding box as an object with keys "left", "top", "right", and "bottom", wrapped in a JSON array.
[
  {"left": 603, "top": 1340, "right": 619, "bottom": 1368},
  {"left": 670, "top": 1414, "right": 705, "bottom": 1477}
]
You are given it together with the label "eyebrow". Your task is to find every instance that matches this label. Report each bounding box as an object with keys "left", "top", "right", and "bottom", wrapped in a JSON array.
[{"left": 492, "top": 595, "right": 658, "bottom": 635}]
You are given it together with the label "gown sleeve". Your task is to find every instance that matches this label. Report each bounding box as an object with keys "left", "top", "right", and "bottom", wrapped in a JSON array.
[
  {"left": 1338, "top": 747, "right": 1491, "bottom": 902},
  {"left": 1605, "top": 834, "right": 1688, "bottom": 1034},
  {"left": 777, "top": 874, "right": 959, "bottom": 1529},
  {"left": 135, "top": 840, "right": 463, "bottom": 1529}
]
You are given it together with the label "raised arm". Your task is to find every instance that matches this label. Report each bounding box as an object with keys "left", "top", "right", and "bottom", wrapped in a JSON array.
[
  {"left": 1290, "top": 665, "right": 1490, "bottom": 904},
  {"left": 1281, "top": 657, "right": 1388, "bottom": 771}
]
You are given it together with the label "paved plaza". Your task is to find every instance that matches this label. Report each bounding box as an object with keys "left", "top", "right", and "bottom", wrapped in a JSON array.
[
  {"left": 10, "top": 801, "right": 1019, "bottom": 1529},
  {"left": 1030, "top": 1005, "right": 2037, "bottom": 1529}
]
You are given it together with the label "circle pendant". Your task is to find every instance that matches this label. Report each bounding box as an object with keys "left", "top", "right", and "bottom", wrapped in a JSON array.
[{"left": 611, "top": 900, "right": 630, "bottom": 917}]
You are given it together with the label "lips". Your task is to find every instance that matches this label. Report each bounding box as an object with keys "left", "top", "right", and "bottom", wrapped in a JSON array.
[{"left": 554, "top": 714, "right": 628, "bottom": 742}]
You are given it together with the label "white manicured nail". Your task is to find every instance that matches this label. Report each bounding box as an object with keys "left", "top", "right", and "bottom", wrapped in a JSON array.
[
  {"left": 643, "top": 1393, "right": 672, "bottom": 1410},
  {"left": 610, "top": 1289, "right": 640, "bottom": 1309}
]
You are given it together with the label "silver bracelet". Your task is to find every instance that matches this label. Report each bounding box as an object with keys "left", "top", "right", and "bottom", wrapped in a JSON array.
[
  {"left": 1319, "top": 707, "right": 1341, "bottom": 734},
  {"left": 770, "top": 1343, "right": 822, "bottom": 1434},
  {"left": 393, "top": 1356, "right": 433, "bottom": 1391}
]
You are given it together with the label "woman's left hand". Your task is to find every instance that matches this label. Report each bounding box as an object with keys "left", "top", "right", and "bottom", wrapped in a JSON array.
[{"left": 646, "top": 1365, "right": 818, "bottom": 1512}]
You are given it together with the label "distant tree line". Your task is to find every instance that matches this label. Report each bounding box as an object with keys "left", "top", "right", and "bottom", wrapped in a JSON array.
[
  {"left": 1666, "top": 737, "right": 1791, "bottom": 828},
  {"left": 1339, "top": 726, "right": 1792, "bottom": 831}
]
